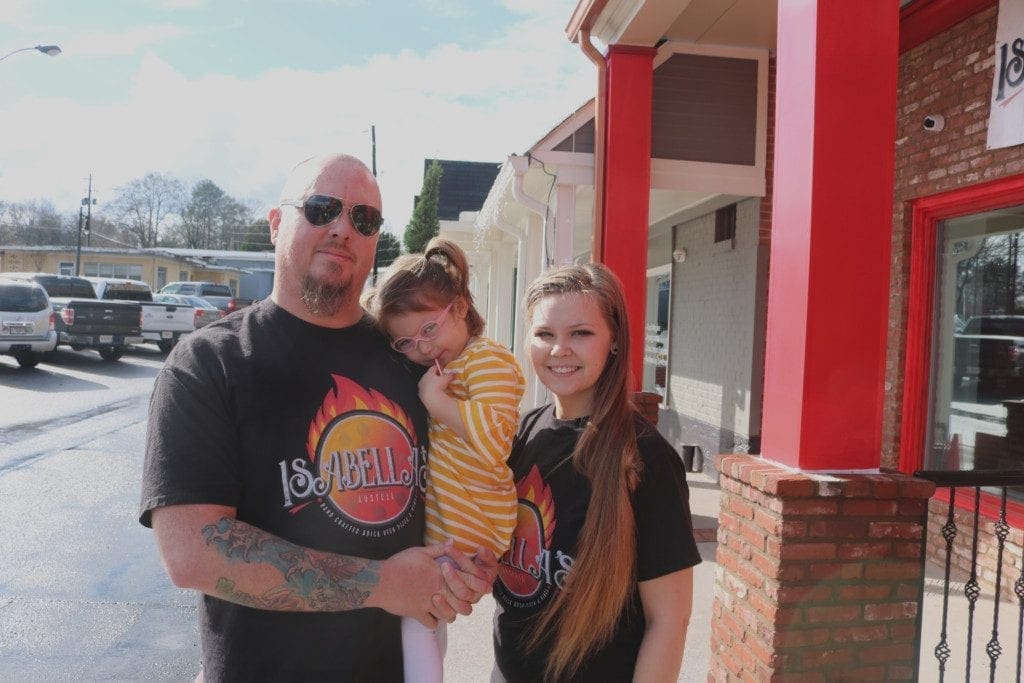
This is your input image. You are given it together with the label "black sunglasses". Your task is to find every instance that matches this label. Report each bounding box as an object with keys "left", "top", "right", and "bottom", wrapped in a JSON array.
[{"left": 280, "top": 194, "right": 383, "bottom": 237}]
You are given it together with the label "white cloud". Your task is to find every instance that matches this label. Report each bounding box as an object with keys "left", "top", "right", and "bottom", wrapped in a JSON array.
[
  {"left": 0, "top": 0, "right": 30, "bottom": 27},
  {"left": 60, "top": 25, "right": 189, "bottom": 58},
  {"left": 0, "top": 5, "right": 594, "bottom": 235},
  {"left": 154, "top": 0, "right": 207, "bottom": 8},
  {"left": 418, "top": 0, "right": 469, "bottom": 19}
]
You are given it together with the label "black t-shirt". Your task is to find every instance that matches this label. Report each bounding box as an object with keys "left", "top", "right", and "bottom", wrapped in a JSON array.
[
  {"left": 139, "top": 299, "right": 429, "bottom": 682},
  {"left": 493, "top": 404, "right": 702, "bottom": 682}
]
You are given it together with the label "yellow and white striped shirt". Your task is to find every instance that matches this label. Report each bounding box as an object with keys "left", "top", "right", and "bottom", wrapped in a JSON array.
[{"left": 424, "top": 336, "right": 524, "bottom": 556}]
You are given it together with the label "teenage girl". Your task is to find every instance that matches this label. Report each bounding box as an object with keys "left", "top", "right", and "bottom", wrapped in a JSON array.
[
  {"left": 366, "top": 236, "right": 524, "bottom": 682},
  {"left": 491, "top": 262, "right": 701, "bottom": 682}
]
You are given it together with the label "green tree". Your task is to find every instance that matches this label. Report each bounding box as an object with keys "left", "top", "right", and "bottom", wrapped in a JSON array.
[
  {"left": 375, "top": 231, "right": 401, "bottom": 270},
  {"left": 403, "top": 160, "right": 443, "bottom": 253},
  {"left": 236, "top": 217, "right": 274, "bottom": 251}
]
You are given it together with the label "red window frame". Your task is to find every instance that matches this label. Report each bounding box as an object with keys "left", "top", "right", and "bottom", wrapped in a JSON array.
[{"left": 899, "top": 174, "right": 1024, "bottom": 526}]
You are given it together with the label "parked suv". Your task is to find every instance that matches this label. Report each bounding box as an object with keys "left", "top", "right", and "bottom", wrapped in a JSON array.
[{"left": 0, "top": 278, "right": 57, "bottom": 368}]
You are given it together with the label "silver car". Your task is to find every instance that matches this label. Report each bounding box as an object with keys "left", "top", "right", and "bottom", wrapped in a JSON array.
[
  {"left": 0, "top": 278, "right": 58, "bottom": 368},
  {"left": 152, "top": 294, "right": 225, "bottom": 330}
]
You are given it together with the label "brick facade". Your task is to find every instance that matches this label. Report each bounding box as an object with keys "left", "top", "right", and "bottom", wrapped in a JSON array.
[
  {"left": 711, "top": 455, "right": 935, "bottom": 681},
  {"left": 886, "top": 5, "right": 1024, "bottom": 467},
  {"left": 925, "top": 497, "right": 1024, "bottom": 602},
  {"left": 885, "top": 4, "right": 1024, "bottom": 620}
]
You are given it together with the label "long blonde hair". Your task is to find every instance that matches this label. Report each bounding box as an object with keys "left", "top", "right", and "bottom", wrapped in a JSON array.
[
  {"left": 523, "top": 262, "right": 641, "bottom": 681},
  {"left": 364, "top": 237, "right": 484, "bottom": 336}
]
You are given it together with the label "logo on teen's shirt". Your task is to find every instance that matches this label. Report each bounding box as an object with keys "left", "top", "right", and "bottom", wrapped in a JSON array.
[
  {"left": 496, "top": 465, "right": 574, "bottom": 609},
  {"left": 277, "top": 375, "right": 426, "bottom": 536}
]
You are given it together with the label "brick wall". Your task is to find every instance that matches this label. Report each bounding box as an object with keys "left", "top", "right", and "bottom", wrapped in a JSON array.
[
  {"left": 888, "top": 4, "right": 1024, "bottom": 614},
  {"left": 711, "top": 455, "right": 935, "bottom": 681},
  {"left": 924, "top": 497, "right": 1024, "bottom": 601},
  {"left": 886, "top": 5, "right": 1024, "bottom": 467}
]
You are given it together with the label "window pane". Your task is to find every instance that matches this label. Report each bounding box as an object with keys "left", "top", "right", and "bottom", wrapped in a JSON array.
[
  {"left": 113, "top": 263, "right": 128, "bottom": 278},
  {"left": 84, "top": 262, "right": 97, "bottom": 277},
  {"left": 129, "top": 265, "right": 142, "bottom": 280},
  {"left": 929, "top": 205, "right": 1024, "bottom": 488}
]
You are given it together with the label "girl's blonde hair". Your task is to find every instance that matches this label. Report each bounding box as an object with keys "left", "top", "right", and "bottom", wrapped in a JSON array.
[
  {"left": 364, "top": 237, "right": 484, "bottom": 337},
  {"left": 522, "top": 262, "right": 641, "bottom": 681}
]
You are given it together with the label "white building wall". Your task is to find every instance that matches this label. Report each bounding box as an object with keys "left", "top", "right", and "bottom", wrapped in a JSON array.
[{"left": 663, "top": 197, "right": 767, "bottom": 460}]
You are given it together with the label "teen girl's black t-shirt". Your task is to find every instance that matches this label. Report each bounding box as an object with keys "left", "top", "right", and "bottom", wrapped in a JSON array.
[
  {"left": 140, "top": 299, "right": 429, "bottom": 681},
  {"left": 492, "top": 404, "right": 702, "bottom": 682}
]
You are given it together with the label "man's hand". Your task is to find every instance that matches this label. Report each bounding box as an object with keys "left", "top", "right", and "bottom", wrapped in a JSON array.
[{"left": 368, "top": 543, "right": 452, "bottom": 627}]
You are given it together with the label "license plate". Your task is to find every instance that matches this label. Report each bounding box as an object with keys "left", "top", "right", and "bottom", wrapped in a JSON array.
[
  {"left": 161, "top": 331, "right": 172, "bottom": 339},
  {"left": 8, "top": 327, "right": 28, "bottom": 335},
  {"left": 99, "top": 335, "right": 113, "bottom": 343}
]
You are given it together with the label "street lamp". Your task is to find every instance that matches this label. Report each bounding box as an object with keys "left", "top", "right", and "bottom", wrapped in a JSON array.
[{"left": 0, "top": 44, "right": 62, "bottom": 62}]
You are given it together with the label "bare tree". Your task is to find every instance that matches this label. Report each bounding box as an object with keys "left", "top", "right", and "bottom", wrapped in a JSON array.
[
  {"left": 109, "top": 172, "right": 185, "bottom": 248},
  {"left": 1, "top": 199, "right": 68, "bottom": 245}
]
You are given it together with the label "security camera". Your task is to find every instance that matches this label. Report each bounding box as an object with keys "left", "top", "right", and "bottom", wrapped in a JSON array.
[{"left": 923, "top": 114, "right": 945, "bottom": 132}]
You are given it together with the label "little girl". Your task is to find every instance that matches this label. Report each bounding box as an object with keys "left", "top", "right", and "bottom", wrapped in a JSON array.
[{"left": 366, "top": 236, "right": 524, "bottom": 682}]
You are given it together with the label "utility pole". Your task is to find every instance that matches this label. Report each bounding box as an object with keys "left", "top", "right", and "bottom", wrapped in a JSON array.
[
  {"left": 75, "top": 206, "right": 84, "bottom": 276},
  {"left": 85, "top": 174, "right": 94, "bottom": 247},
  {"left": 75, "top": 175, "right": 96, "bottom": 275}
]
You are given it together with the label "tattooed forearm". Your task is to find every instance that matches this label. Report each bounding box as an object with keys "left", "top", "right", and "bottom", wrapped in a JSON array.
[{"left": 202, "top": 517, "right": 380, "bottom": 612}]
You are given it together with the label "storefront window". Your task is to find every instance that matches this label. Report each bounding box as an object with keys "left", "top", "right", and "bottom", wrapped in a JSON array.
[{"left": 928, "top": 204, "right": 1024, "bottom": 484}]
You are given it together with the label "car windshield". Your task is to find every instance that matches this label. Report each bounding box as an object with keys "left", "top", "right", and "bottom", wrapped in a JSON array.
[
  {"left": 0, "top": 284, "right": 47, "bottom": 312},
  {"left": 41, "top": 279, "right": 96, "bottom": 298},
  {"left": 200, "top": 285, "right": 232, "bottom": 296},
  {"left": 186, "top": 296, "right": 213, "bottom": 308}
]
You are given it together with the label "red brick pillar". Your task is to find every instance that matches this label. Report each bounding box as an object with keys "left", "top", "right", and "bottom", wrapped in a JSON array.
[{"left": 711, "top": 455, "right": 936, "bottom": 681}]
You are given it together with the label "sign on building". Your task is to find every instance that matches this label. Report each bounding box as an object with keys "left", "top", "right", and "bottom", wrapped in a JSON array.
[{"left": 987, "top": 0, "right": 1024, "bottom": 150}]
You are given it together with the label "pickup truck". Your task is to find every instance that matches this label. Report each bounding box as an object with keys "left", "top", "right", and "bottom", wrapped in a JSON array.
[
  {"left": 0, "top": 273, "right": 142, "bottom": 361},
  {"left": 158, "top": 281, "right": 254, "bottom": 314},
  {"left": 953, "top": 315, "right": 1024, "bottom": 395},
  {"left": 86, "top": 277, "right": 194, "bottom": 353}
]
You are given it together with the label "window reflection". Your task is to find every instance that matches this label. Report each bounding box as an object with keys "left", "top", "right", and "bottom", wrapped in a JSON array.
[{"left": 930, "top": 206, "right": 1024, "bottom": 485}]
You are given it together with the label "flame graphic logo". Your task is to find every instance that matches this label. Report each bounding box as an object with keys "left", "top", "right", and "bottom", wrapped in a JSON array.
[
  {"left": 306, "top": 375, "right": 421, "bottom": 526},
  {"left": 498, "top": 464, "right": 557, "bottom": 598}
]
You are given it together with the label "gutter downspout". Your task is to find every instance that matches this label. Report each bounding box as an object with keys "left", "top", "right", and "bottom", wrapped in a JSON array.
[
  {"left": 577, "top": 28, "right": 606, "bottom": 262},
  {"left": 508, "top": 153, "right": 553, "bottom": 407},
  {"left": 509, "top": 154, "right": 550, "bottom": 266}
]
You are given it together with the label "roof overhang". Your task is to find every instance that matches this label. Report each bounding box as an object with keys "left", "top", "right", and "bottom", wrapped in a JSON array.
[{"left": 568, "top": 0, "right": 776, "bottom": 50}]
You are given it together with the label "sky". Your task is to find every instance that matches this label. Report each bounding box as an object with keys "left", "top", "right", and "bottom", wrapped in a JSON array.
[{"left": 0, "top": 0, "right": 595, "bottom": 239}]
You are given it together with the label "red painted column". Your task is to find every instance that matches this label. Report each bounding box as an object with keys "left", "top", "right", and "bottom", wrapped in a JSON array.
[
  {"left": 761, "top": 2, "right": 898, "bottom": 469},
  {"left": 601, "top": 45, "right": 656, "bottom": 389}
]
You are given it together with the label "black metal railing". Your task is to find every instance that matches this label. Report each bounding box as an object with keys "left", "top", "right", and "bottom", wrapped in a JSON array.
[{"left": 914, "top": 470, "right": 1024, "bottom": 683}]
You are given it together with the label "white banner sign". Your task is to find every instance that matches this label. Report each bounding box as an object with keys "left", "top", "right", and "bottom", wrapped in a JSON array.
[{"left": 987, "top": 0, "right": 1024, "bottom": 150}]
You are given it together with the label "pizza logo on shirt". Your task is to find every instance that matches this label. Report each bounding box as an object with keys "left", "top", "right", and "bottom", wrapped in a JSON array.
[
  {"left": 497, "top": 464, "right": 572, "bottom": 607},
  {"left": 277, "top": 375, "right": 426, "bottom": 535}
]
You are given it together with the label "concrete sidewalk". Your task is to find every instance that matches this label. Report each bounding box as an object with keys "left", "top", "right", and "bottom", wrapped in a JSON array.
[{"left": 679, "top": 468, "right": 720, "bottom": 681}]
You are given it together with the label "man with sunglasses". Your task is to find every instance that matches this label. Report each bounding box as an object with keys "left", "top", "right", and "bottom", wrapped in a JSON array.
[{"left": 140, "top": 154, "right": 497, "bottom": 681}]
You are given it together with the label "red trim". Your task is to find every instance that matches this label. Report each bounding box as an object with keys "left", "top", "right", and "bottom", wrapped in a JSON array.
[
  {"left": 899, "top": 0, "right": 996, "bottom": 54},
  {"left": 601, "top": 46, "right": 655, "bottom": 389},
  {"left": 900, "top": 174, "right": 1024, "bottom": 525},
  {"left": 761, "top": 1, "right": 897, "bottom": 469},
  {"left": 932, "top": 487, "right": 1024, "bottom": 529}
]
